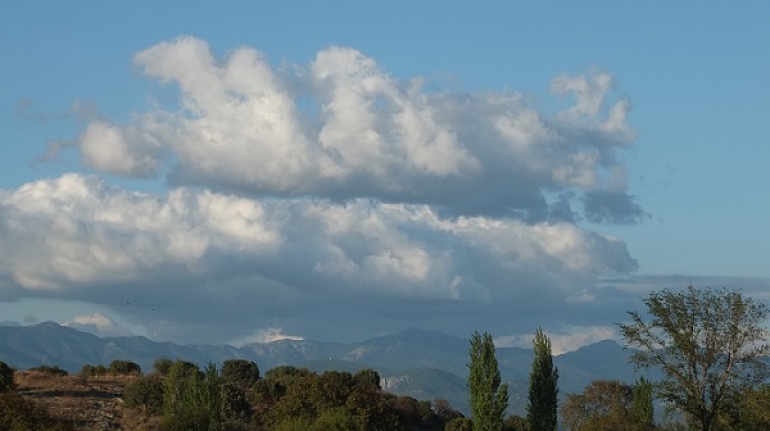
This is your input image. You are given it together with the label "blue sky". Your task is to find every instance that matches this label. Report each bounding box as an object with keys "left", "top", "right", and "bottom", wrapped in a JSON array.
[{"left": 1, "top": 2, "right": 769, "bottom": 352}]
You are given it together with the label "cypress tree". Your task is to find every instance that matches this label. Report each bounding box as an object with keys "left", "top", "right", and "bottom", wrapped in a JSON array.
[
  {"left": 468, "top": 331, "right": 508, "bottom": 431},
  {"left": 527, "top": 328, "right": 558, "bottom": 431}
]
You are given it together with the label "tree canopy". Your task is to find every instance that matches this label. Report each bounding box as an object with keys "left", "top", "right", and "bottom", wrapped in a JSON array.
[
  {"left": 618, "top": 285, "right": 770, "bottom": 431},
  {"left": 527, "top": 328, "right": 558, "bottom": 431},
  {"left": 468, "top": 330, "right": 509, "bottom": 431}
]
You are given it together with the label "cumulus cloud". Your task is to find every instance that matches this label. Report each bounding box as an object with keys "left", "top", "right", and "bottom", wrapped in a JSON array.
[
  {"left": 51, "top": 36, "right": 642, "bottom": 221},
  {"left": 6, "top": 36, "right": 656, "bottom": 344},
  {"left": 0, "top": 174, "right": 638, "bottom": 342}
]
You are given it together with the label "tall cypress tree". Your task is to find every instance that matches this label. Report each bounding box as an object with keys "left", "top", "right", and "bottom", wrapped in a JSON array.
[
  {"left": 527, "top": 328, "right": 558, "bottom": 431},
  {"left": 468, "top": 331, "right": 508, "bottom": 431}
]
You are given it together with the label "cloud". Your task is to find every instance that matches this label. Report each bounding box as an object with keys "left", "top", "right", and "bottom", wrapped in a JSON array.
[
  {"left": 5, "top": 36, "right": 658, "bottom": 345},
  {"left": 231, "top": 327, "right": 304, "bottom": 346},
  {"left": 49, "top": 36, "right": 643, "bottom": 222},
  {"left": 0, "top": 174, "right": 639, "bottom": 343},
  {"left": 65, "top": 312, "right": 132, "bottom": 337}
]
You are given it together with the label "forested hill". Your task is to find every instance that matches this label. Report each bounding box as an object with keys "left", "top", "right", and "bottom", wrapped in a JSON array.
[{"left": 0, "top": 322, "right": 640, "bottom": 414}]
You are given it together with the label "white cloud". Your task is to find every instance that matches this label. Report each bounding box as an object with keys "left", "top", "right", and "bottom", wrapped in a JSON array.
[
  {"left": 51, "top": 36, "right": 641, "bottom": 221},
  {"left": 0, "top": 174, "right": 639, "bottom": 342},
  {"left": 231, "top": 327, "right": 304, "bottom": 346},
  {"left": 9, "top": 36, "right": 655, "bottom": 344}
]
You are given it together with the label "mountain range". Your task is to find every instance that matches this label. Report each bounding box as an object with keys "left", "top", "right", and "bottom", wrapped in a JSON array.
[{"left": 0, "top": 322, "right": 645, "bottom": 415}]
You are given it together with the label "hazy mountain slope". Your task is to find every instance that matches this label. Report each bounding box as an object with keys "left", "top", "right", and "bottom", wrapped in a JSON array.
[{"left": 0, "top": 322, "right": 647, "bottom": 416}]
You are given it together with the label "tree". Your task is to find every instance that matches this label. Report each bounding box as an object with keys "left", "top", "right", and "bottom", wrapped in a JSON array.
[
  {"left": 468, "top": 331, "right": 508, "bottom": 431},
  {"left": 123, "top": 376, "right": 164, "bottom": 415},
  {"left": 527, "top": 328, "right": 558, "bottom": 431},
  {"left": 618, "top": 285, "right": 770, "bottom": 431},
  {"left": 221, "top": 359, "right": 260, "bottom": 389},
  {"left": 561, "top": 380, "right": 656, "bottom": 431}
]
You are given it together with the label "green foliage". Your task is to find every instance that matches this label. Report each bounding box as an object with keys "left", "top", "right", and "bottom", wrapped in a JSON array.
[
  {"left": 29, "top": 365, "right": 68, "bottom": 376},
  {"left": 153, "top": 357, "right": 173, "bottom": 375},
  {"left": 353, "top": 368, "right": 381, "bottom": 390},
  {"left": 221, "top": 358, "right": 260, "bottom": 388},
  {"left": 527, "top": 328, "right": 558, "bottom": 431},
  {"left": 108, "top": 359, "right": 141, "bottom": 375},
  {"left": 0, "top": 361, "right": 15, "bottom": 393},
  {"left": 445, "top": 416, "right": 473, "bottom": 431},
  {"left": 561, "top": 380, "right": 657, "bottom": 431},
  {"left": 123, "top": 376, "right": 164, "bottom": 415},
  {"left": 618, "top": 285, "right": 769, "bottom": 431},
  {"left": 468, "top": 330, "right": 508, "bottom": 431},
  {"left": 630, "top": 377, "right": 654, "bottom": 428}
]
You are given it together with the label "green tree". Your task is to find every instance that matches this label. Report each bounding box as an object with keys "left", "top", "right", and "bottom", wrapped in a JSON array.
[
  {"left": 221, "top": 359, "right": 260, "bottom": 389},
  {"left": 618, "top": 285, "right": 769, "bottom": 431},
  {"left": 468, "top": 331, "right": 508, "bottom": 431},
  {"left": 446, "top": 417, "right": 473, "bottom": 431},
  {"left": 527, "top": 328, "right": 558, "bottom": 431},
  {"left": 561, "top": 380, "right": 656, "bottom": 431},
  {"left": 123, "top": 376, "right": 164, "bottom": 415},
  {"left": 630, "top": 378, "right": 655, "bottom": 429},
  {"left": 0, "top": 362, "right": 15, "bottom": 393}
]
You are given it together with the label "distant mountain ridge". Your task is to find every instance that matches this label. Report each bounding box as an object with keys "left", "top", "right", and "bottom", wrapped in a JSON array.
[{"left": 0, "top": 322, "right": 642, "bottom": 415}]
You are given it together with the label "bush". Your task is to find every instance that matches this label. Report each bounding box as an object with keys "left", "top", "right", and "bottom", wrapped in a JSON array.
[
  {"left": 79, "top": 364, "right": 108, "bottom": 376},
  {"left": 124, "top": 376, "right": 164, "bottom": 415},
  {"left": 0, "top": 362, "right": 15, "bottom": 393},
  {"left": 28, "top": 365, "right": 68, "bottom": 376},
  {"left": 108, "top": 359, "right": 141, "bottom": 375}
]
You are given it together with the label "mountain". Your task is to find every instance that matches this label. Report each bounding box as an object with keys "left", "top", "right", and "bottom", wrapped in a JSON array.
[{"left": 0, "top": 323, "right": 644, "bottom": 415}]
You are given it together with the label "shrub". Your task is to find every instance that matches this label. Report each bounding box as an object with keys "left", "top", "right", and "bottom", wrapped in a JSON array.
[
  {"left": 108, "top": 359, "right": 141, "bottom": 375},
  {"left": 79, "top": 364, "right": 108, "bottom": 376},
  {"left": 28, "top": 365, "right": 68, "bottom": 376}
]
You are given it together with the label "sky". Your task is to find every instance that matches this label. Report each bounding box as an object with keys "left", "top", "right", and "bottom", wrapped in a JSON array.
[{"left": 1, "top": 2, "right": 769, "bottom": 353}]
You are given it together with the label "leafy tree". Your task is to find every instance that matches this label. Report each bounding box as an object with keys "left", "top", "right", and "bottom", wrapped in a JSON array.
[
  {"left": 353, "top": 368, "right": 381, "bottom": 390},
  {"left": 153, "top": 357, "right": 173, "bottom": 375},
  {"left": 0, "top": 362, "right": 15, "bottom": 393},
  {"left": 468, "top": 330, "right": 508, "bottom": 431},
  {"left": 527, "top": 328, "right": 558, "bottom": 431},
  {"left": 630, "top": 377, "right": 655, "bottom": 429},
  {"left": 123, "top": 376, "right": 164, "bottom": 415},
  {"left": 618, "top": 285, "right": 769, "bottom": 431},
  {"left": 445, "top": 417, "right": 473, "bottom": 431},
  {"left": 561, "top": 380, "right": 653, "bottom": 431},
  {"left": 221, "top": 359, "right": 260, "bottom": 389}
]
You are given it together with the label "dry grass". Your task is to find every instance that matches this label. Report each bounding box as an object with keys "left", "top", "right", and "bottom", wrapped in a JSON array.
[{"left": 14, "top": 371, "right": 154, "bottom": 431}]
